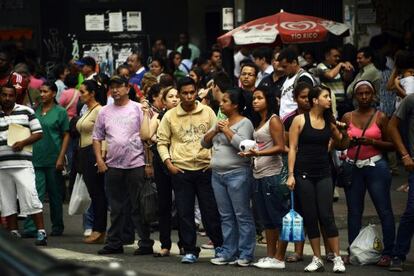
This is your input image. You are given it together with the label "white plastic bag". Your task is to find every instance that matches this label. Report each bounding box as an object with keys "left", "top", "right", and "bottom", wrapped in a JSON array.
[
  {"left": 350, "top": 224, "right": 383, "bottom": 265},
  {"left": 68, "top": 174, "right": 91, "bottom": 215}
]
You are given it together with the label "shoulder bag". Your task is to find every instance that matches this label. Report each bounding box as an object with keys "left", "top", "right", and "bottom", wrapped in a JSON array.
[{"left": 336, "top": 110, "right": 377, "bottom": 188}]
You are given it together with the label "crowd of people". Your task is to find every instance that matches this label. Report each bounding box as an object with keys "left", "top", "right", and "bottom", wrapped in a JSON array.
[{"left": 0, "top": 31, "right": 413, "bottom": 273}]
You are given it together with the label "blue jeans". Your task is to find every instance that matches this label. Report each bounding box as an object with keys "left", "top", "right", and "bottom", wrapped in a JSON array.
[
  {"left": 83, "top": 205, "right": 94, "bottom": 230},
  {"left": 392, "top": 171, "right": 414, "bottom": 261},
  {"left": 344, "top": 158, "right": 395, "bottom": 256},
  {"left": 212, "top": 167, "right": 256, "bottom": 261}
]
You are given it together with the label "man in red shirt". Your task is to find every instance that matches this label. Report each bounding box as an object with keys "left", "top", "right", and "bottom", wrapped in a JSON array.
[{"left": 0, "top": 49, "right": 27, "bottom": 104}]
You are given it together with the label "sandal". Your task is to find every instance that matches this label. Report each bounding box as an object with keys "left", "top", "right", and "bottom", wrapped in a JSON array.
[
  {"left": 377, "top": 255, "right": 391, "bottom": 267},
  {"left": 342, "top": 255, "right": 350, "bottom": 265},
  {"left": 153, "top": 249, "right": 170, "bottom": 257},
  {"left": 256, "top": 234, "right": 267, "bottom": 245},
  {"left": 286, "top": 253, "right": 304, "bottom": 263}
]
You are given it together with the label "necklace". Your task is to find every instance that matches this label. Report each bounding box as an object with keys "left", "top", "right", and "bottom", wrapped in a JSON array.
[{"left": 41, "top": 105, "right": 53, "bottom": 116}]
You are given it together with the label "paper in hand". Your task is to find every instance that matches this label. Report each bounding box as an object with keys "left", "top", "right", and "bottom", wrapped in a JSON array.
[{"left": 7, "top": 123, "right": 32, "bottom": 152}]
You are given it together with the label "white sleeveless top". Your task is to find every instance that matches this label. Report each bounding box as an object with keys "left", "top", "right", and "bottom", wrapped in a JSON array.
[{"left": 252, "top": 114, "right": 283, "bottom": 179}]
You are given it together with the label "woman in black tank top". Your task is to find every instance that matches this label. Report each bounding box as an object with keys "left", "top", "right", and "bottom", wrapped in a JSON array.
[{"left": 282, "top": 86, "right": 349, "bottom": 273}]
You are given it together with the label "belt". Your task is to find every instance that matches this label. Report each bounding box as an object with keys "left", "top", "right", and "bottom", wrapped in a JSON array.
[{"left": 346, "top": 154, "right": 382, "bottom": 168}]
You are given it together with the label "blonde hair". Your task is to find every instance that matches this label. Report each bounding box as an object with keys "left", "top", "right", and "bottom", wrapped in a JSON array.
[
  {"left": 141, "top": 72, "right": 158, "bottom": 95},
  {"left": 161, "top": 86, "right": 177, "bottom": 101}
]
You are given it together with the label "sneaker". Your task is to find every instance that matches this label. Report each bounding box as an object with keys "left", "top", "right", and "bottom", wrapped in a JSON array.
[
  {"left": 214, "top": 246, "right": 224, "bottom": 258},
  {"left": 35, "top": 231, "right": 47, "bottom": 246},
  {"left": 210, "top": 257, "right": 236, "bottom": 265},
  {"left": 253, "top": 257, "right": 285, "bottom": 269},
  {"left": 326, "top": 252, "right": 336, "bottom": 263},
  {"left": 304, "top": 256, "right": 324, "bottom": 272},
  {"left": 389, "top": 257, "right": 403, "bottom": 272},
  {"left": 333, "top": 256, "right": 346, "bottom": 273},
  {"left": 84, "top": 229, "right": 92, "bottom": 237},
  {"left": 253, "top": 257, "right": 269, "bottom": 267},
  {"left": 201, "top": 240, "right": 214, "bottom": 249},
  {"left": 10, "top": 231, "right": 21, "bottom": 238},
  {"left": 181, "top": 253, "right": 197, "bottom": 264},
  {"left": 236, "top": 259, "right": 252, "bottom": 267}
]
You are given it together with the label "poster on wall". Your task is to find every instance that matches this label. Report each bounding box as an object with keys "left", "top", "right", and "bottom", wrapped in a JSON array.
[
  {"left": 82, "top": 43, "right": 114, "bottom": 76},
  {"left": 85, "top": 14, "right": 105, "bottom": 31},
  {"left": 81, "top": 41, "right": 143, "bottom": 76},
  {"left": 109, "top": 12, "right": 123, "bottom": 32},
  {"left": 127, "top": 11, "right": 142, "bottom": 31}
]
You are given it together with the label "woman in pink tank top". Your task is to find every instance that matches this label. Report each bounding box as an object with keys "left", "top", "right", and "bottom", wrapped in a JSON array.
[{"left": 341, "top": 80, "right": 396, "bottom": 266}]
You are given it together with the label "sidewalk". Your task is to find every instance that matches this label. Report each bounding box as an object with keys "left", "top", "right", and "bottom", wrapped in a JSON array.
[{"left": 333, "top": 168, "right": 413, "bottom": 262}]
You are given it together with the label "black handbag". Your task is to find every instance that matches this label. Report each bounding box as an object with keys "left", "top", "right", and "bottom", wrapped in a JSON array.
[
  {"left": 139, "top": 178, "right": 159, "bottom": 224},
  {"left": 336, "top": 111, "right": 377, "bottom": 188}
]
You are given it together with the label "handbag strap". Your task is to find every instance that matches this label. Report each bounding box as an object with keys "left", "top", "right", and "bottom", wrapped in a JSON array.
[
  {"left": 65, "top": 89, "right": 79, "bottom": 111},
  {"left": 352, "top": 110, "right": 377, "bottom": 163},
  {"left": 290, "top": 191, "right": 294, "bottom": 211},
  {"left": 77, "top": 104, "right": 100, "bottom": 147}
]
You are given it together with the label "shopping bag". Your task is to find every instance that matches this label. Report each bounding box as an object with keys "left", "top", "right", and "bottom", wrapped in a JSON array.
[
  {"left": 281, "top": 192, "right": 305, "bottom": 242},
  {"left": 350, "top": 224, "right": 383, "bottom": 265},
  {"left": 139, "top": 178, "right": 158, "bottom": 224},
  {"left": 68, "top": 174, "right": 91, "bottom": 215}
]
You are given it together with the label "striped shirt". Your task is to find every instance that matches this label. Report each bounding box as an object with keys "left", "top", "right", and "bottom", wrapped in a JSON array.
[
  {"left": 317, "top": 62, "right": 345, "bottom": 101},
  {"left": 0, "top": 104, "right": 42, "bottom": 168}
]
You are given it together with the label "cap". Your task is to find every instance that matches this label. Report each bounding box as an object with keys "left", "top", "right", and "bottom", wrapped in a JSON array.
[
  {"left": 109, "top": 75, "right": 129, "bottom": 85},
  {"left": 75, "top": 56, "right": 96, "bottom": 68}
]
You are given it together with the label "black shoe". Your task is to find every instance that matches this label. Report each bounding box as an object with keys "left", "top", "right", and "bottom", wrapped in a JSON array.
[
  {"left": 97, "top": 246, "right": 124, "bottom": 255},
  {"left": 35, "top": 231, "right": 47, "bottom": 246},
  {"left": 50, "top": 231, "right": 63, "bottom": 237},
  {"left": 133, "top": 247, "right": 153, "bottom": 255},
  {"left": 389, "top": 257, "right": 403, "bottom": 272}
]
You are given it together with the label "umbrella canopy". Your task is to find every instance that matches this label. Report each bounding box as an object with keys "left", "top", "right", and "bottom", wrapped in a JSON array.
[{"left": 217, "top": 10, "right": 349, "bottom": 47}]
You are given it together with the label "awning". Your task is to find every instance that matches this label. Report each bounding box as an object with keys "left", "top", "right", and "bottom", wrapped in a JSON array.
[{"left": 0, "top": 29, "right": 33, "bottom": 41}]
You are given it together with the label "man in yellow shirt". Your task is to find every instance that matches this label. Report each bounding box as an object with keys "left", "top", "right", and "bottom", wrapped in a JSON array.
[{"left": 157, "top": 77, "right": 223, "bottom": 264}]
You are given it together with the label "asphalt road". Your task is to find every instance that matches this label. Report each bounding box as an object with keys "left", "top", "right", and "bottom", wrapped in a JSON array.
[{"left": 17, "top": 204, "right": 413, "bottom": 276}]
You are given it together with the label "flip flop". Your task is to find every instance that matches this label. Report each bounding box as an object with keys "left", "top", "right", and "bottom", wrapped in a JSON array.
[
  {"left": 153, "top": 250, "right": 170, "bottom": 257},
  {"left": 286, "top": 253, "right": 304, "bottom": 262}
]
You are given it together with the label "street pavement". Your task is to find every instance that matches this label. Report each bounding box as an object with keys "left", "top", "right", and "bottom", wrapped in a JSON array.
[{"left": 17, "top": 169, "right": 414, "bottom": 275}]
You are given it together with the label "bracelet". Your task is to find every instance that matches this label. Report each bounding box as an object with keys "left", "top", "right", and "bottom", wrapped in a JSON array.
[
  {"left": 145, "top": 163, "right": 152, "bottom": 166},
  {"left": 288, "top": 172, "right": 294, "bottom": 176},
  {"left": 401, "top": 154, "right": 411, "bottom": 160}
]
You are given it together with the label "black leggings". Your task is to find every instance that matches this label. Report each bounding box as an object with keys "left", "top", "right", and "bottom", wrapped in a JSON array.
[
  {"left": 78, "top": 145, "right": 107, "bottom": 232},
  {"left": 295, "top": 175, "right": 338, "bottom": 239}
]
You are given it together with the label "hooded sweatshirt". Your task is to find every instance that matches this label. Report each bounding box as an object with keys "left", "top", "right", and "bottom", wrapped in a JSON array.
[{"left": 157, "top": 101, "right": 216, "bottom": 171}]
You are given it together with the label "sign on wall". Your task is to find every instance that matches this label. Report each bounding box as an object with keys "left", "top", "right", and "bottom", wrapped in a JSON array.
[
  {"left": 85, "top": 14, "right": 105, "bottom": 31},
  {"left": 222, "top": 7, "right": 234, "bottom": 30},
  {"left": 127, "top": 11, "right": 142, "bottom": 31},
  {"left": 84, "top": 11, "right": 142, "bottom": 32}
]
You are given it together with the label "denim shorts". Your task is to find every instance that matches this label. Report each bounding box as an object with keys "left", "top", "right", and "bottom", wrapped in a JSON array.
[{"left": 254, "top": 174, "right": 290, "bottom": 229}]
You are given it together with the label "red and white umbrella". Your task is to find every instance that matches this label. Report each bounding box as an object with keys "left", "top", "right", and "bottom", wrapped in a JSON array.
[{"left": 217, "top": 10, "right": 349, "bottom": 47}]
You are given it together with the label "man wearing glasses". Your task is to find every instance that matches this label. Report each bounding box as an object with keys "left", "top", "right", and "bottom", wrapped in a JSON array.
[{"left": 92, "top": 75, "right": 154, "bottom": 255}]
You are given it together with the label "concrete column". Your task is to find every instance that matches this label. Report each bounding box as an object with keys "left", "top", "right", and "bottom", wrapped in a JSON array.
[
  {"left": 187, "top": 0, "right": 206, "bottom": 51},
  {"left": 234, "top": 0, "right": 245, "bottom": 26}
]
